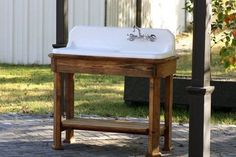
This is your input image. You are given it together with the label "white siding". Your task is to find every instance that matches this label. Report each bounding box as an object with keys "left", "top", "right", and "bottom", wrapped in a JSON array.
[
  {"left": 68, "top": 0, "right": 105, "bottom": 30},
  {"left": 0, "top": 0, "right": 14, "bottom": 63},
  {"left": 0, "top": 0, "right": 56, "bottom": 64},
  {"left": 28, "top": 0, "right": 44, "bottom": 64},
  {"left": 0, "top": 0, "right": 105, "bottom": 64},
  {"left": 106, "top": 0, "right": 136, "bottom": 27}
]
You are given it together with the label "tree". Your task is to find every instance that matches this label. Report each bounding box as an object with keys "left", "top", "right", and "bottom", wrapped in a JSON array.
[{"left": 185, "top": 0, "right": 236, "bottom": 70}]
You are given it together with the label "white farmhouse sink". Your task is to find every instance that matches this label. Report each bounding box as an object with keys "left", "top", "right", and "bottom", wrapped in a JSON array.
[{"left": 53, "top": 26, "right": 175, "bottom": 59}]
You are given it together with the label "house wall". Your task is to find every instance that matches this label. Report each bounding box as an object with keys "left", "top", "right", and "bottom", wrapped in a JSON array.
[
  {"left": 106, "top": 0, "right": 136, "bottom": 27},
  {"left": 0, "top": 0, "right": 186, "bottom": 65},
  {"left": 68, "top": 0, "right": 105, "bottom": 29},
  {"left": 0, "top": 0, "right": 105, "bottom": 64},
  {"left": 0, "top": 0, "right": 56, "bottom": 64}
]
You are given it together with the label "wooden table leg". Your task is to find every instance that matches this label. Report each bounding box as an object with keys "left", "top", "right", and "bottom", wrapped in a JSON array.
[
  {"left": 163, "top": 75, "right": 173, "bottom": 151},
  {"left": 63, "top": 73, "right": 75, "bottom": 144},
  {"left": 147, "top": 77, "right": 161, "bottom": 157},
  {"left": 52, "top": 72, "right": 63, "bottom": 150}
]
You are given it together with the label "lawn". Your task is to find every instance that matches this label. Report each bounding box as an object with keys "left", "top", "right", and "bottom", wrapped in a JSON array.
[
  {"left": 0, "top": 63, "right": 235, "bottom": 125},
  {"left": 176, "top": 33, "right": 236, "bottom": 79}
]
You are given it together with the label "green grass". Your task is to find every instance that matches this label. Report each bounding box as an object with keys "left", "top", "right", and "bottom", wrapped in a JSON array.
[
  {"left": 0, "top": 64, "right": 53, "bottom": 113},
  {"left": 0, "top": 64, "right": 235, "bottom": 125},
  {"left": 176, "top": 52, "right": 236, "bottom": 78}
]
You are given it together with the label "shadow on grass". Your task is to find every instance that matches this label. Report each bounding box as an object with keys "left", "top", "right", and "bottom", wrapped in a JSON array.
[
  {"left": 0, "top": 89, "right": 52, "bottom": 104},
  {"left": 0, "top": 73, "right": 53, "bottom": 84}
]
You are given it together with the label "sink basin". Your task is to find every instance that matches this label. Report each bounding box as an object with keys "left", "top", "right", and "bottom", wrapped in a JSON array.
[{"left": 52, "top": 26, "right": 175, "bottom": 59}]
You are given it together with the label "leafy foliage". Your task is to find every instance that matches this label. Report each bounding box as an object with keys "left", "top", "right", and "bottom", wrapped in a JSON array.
[{"left": 185, "top": 0, "right": 236, "bottom": 70}]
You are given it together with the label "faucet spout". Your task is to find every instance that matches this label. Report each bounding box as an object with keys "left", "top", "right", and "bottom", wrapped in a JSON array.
[{"left": 133, "top": 25, "right": 142, "bottom": 37}]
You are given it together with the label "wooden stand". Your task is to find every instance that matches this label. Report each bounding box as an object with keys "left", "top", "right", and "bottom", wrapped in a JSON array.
[{"left": 49, "top": 53, "right": 177, "bottom": 157}]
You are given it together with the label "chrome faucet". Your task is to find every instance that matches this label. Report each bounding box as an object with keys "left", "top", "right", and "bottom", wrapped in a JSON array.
[
  {"left": 127, "top": 25, "right": 157, "bottom": 42},
  {"left": 133, "top": 25, "right": 143, "bottom": 38}
]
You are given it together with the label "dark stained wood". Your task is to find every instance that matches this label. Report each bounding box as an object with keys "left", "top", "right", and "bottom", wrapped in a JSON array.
[
  {"left": 188, "top": 0, "right": 214, "bottom": 157},
  {"left": 53, "top": 0, "right": 68, "bottom": 48},
  {"left": 148, "top": 77, "right": 161, "bottom": 157},
  {"left": 62, "top": 118, "right": 165, "bottom": 135},
  {"left": 164, "top": 75, "right": 173, "bottom": 151},
  {"left": 136, "top": 0, "right": 142, "bottom": 27},
  {"left": 64, "top": 73, "right": 75, "bottom": 144},
  {"left": 52, "top": 72, "right": 63, "bottom": 150},
  {"left": 192, "top": 0, "right": 211, "bottom": 87}
]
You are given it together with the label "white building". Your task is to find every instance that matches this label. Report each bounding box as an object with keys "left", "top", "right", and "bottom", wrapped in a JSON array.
[{"left": 0, "top": 0, "right": 186, "bottom": 64}]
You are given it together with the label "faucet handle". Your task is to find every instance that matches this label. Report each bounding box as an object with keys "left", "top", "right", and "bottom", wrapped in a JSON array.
[
  {"left": 149, "top": 34, "right": 157, "bottom": 42},
  {"left": 127, "top": 33, "right": 136, "bottom": 41}
]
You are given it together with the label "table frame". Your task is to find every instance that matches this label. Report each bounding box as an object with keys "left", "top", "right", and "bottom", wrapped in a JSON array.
[{"left": 49, "top": 53, "right": 177, "bottom": 157}]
